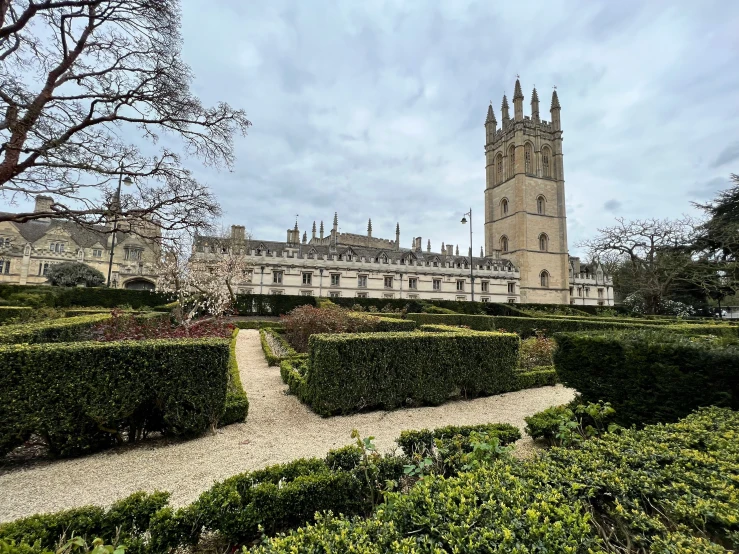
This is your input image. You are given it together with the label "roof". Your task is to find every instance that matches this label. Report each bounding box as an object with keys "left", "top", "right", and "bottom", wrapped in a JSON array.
[{"left": 2, "top": 215, "right": 127, "bottom": 248}]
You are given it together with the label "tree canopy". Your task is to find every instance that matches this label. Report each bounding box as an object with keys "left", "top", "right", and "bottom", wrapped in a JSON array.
[{"left": 46, "top": 261, "right": 105, "bottom": 287}]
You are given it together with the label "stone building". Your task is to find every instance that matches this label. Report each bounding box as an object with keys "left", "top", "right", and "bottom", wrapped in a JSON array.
[
  {"left": 0, "top": 196, "right": 161, "bottom": 289},
  {"left": 193, "top": 216, "right": 522, "bottom": 303}
]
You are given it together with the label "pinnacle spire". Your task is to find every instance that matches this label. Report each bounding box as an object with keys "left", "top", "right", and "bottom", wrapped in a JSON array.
[
  {"left": 486, "top": 103, "right": 496, "bottom": 124},
  {"left": 395, "top": 222, "right": 400, "bottom": 234},
  {"left": 333, "top": 212, "right": 338, "bottom": 226},
  {"left": 455, "top": 245, "right": 459, "bottom": 256},
  {"left": 531, "top": 87, "right": 539, "bottom": 103},
  {"left": 367, "top": 218, "right": 372, "bottom": 236},
  {"left": 427, "top": 239, "right": 431, "bottom": 252},
  {"left": 319, "top": 220, "right": 324, "bottom": 238},
  {"left": 302, "top": 231, "right": 307, "bottom": 243},
  {"left": 480, "top": 246, "right": 484, "bottom": 257},
  {"left": 551, "top": 89, "right": 561, "bottom": 110},
  {"left": 513, "top": 78, "right": 523, "bottom": 100},
  {"left": 294, "top": 219, "right": 298, "bottom": 232},
  {"left": 312, "top": 221, "right": 316, "bottom": 232},
  {"left": 441, "top": 241, "right": 445, "bottom": 254},
  {"left": 501, "top": 94, "right": 510, "bottom": 121}
]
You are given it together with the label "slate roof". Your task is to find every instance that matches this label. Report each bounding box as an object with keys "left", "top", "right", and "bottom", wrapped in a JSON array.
[{"left": 1, "top": 215, "right": 122, "bottom": 248}]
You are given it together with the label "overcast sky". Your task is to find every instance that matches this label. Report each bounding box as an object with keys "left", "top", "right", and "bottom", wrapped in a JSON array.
[{"left": 175, "top": 1, "right": 739, "bottom": 256}]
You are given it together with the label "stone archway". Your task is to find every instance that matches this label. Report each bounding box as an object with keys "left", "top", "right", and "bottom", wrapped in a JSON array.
[{"left": 123, "top": 278, "right": 156, "bottom": 291}]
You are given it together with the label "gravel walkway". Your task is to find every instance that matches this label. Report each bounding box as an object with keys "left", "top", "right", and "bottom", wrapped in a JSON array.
[{"left": 0, "top": 330, "right": 574, "bottom": 523}]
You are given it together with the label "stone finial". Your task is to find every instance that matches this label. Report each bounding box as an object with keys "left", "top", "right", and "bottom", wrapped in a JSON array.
[
  {"left": 294, "top": 219, "right": 299, "bottom": 232},
  {"left": 501, "top": 94, "right": 510, "bottom": 121},
  {"left": 312, "top": 221, "right": 316, "bottom": 239},
  {"left": 480, "top": 246, "right": 484, "bottom": 257},
  {"left": 550, "top": 88, "right": 561, "bottom": 131},
  {"left": 302, "top": 231, "right": 307, "bottom": 244},
  {"left": 531, "top": 87, "right": 540, "bottom": 121},
  {"left": 441, "top": 241, "right": 445, "bottom": 254},
  {"left": 427, "top": 239, "right": 431, "bottom": 252},
  {"left": 367, "top": 218, "right": 372, "bottom": 237},
  {"left": 333, "top": 212, "right": 338, "bottom": 228},
  {"left": 551, "top": 89, "right": 561, "bottom": 110},
  {"left": 485, "top": 103, "right": 496, "bottom": 125},
  {"left": 513, "top": 78, "right": 523, "bottom": 100},
  {"left": 455, "top": 244, "right": 459, "bottom": 256},
  {"left": 319, "top": 220, "right": 324, "bottom": 239}
]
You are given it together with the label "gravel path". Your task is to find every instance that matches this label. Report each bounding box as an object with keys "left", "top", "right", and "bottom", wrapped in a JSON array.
[{"left": 0, "top": 330, "right": 574, "bottom": 523}]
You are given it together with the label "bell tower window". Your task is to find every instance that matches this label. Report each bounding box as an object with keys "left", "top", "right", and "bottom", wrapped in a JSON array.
[
  {"left": 540, "top": 270, "right": 550, "bottom": 288},
  {"left": 501, "top": 198, "right": 509, "bottom": 216},
  {"left": 537, "top": 195, "right": 546, "bottom": 215},
  {"left": 524, "top": 143, "right": 533, "bottom": 174},
  {"left": 542, "top": 146, "right": 551, "bottom": 178},
  {"left": 507, "top": 145, "right": 515, "bottom": 180},
  {"left": 500, "top": 235, "right": 509, "bottom": 253}
]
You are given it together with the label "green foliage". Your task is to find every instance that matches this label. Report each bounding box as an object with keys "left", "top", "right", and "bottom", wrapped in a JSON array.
[
  {"left": 396, "top": 423, "right": 521, "bottom": 457},
  {"left": 233, "top": 293, "right": 316, "bottom": 316},
  {"left": 420, "top": 304, "right": 458, "bottom": 314},
  {"left": 324, "top": 444, "right": 362, "bottom": 471},
  {"left": 554, "top": 330, "right": 739, "bottom": 426},
  {"left": 0, "top": 284, "right": 171, "bottom": 309},
  {"left": 302, "top": 331, "right": 520, "bottom": 415},
  {"left": 219, "top": 329, "right": 248, "bottom": 426},
  {"left": 518, "top": 331, "right": 556, "bottom": 369},
  {"left": 405, "top": 312, "right": 498, "bottom": 330},
  {"left": 45, "top": 263, "right": 105, "bottom": 288},
  {"left": 515, "top": 367, "right": 557, "bottom": 388},
  {"left": 0, "top": 307, "right": 33, "bottom": 325},
  {"left": 0, "top": 314, "right": 111, "bottom": 344},
  {"left": 0, "top": 338, "right": 231, "bottom": 457},
  {"left": 232, "top": 320, "right": 283, "bottom": 330},
  {"left": 259, "top": 327, "right": 297, "bottom": 366},
  {"left": 525, "top": 401, "right": 617, "bottom": 446}
]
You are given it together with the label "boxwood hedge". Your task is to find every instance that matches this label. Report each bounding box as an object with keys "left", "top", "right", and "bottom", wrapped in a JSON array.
[
  {"left": 396, "top": 423, "right": 521, "bottom": 456},
  {"left": 219, "top": 329, "right": 249, "bottom": 426},
  {"left": 260, "top": 327, "right": 298, "bottom": 366},
  {"left": 0, "top": 307, "right": 33, "bottom": 324},
  {"left": 302, "top": 331, "right": 520, "bottom": 415},
  {"left": 0, "top": 337, "right": 231, "bottom": 457},
  {"left": 554, "top": 329, "right": 739, "bottom": 426},
  {"left": 0, "top": 313, "right": 111, "bottom": 344},
  {"left": 0, "top": 284, "right": 172, "bottom": 309}
]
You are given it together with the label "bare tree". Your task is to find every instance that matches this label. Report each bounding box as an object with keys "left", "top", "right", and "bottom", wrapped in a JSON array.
[
  {"left": 0, "top": 1, "right": 251, "bottom": 235},
  {"left": 579, "top": 217, "right": 698, "bottom": 314}
]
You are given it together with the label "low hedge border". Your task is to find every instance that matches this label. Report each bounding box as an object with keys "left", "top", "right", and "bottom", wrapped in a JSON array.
[
  {"left": 406, "top": 313, "right": 498, "bottom": 330},
  {"left": 219, "top": 329, "right": 248, "bottom": 426},
  {"left": 0, "top": 313, "right": 111, "bottom": 344},
  {"left": 0, "top": 337, "right": 231, "bottom": 457},
  {"left": 0, "top": 284, "right": 172, "bottom": 309},
  {"left": 396, "top": 423, "right": 521, "bottom": 456},
  {"left": 516, "top": 366, "right": 557, "bottom": 389},
  {"left": 260, "top": 327, "right": 298, "bottom": 366},
  {"left": 0, "top": 307, "right": 33, "bottom": 325},
  {"left": 347, "top": 312, "right": 417, "bottom": 332},
  {"left": 233, "top": 320, "right": 284, "bottom": 330}
]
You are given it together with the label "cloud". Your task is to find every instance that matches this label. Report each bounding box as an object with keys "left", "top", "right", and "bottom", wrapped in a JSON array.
[
  {"left": 603, "top": 199, "right": 622, "bottom": 213},
  {"left": 713, "top": 142, "right": 739, "bottom": 168}
]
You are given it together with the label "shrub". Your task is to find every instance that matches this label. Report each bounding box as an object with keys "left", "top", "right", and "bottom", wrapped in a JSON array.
[
  {"left": 303, "top": 331, "right": 520, "bottom": 415},
  {"left": 0, "top": 285, "right": 172, "bottom": 309},
  {"left": 524, "top": 401, "right": 616, "bottom": 446},
  {"left": 233, "top": 320, "right": 283, "bottom": 330},
  {"left": 515, "top": 367, "right": 557, "bottom": 388},
  {"left": 220, "top": 329, "right": 248, "bottom": 426},
  {"left": 88, "top": 311, "right": 228, "bottom": 341},
  {"left": 405, "top": 313, "right": 498, "bottom": 330},
  {"left": 554, "top": 330, "right": 739, "bottom": 426},
  {"left": 396, "top": 423, "right": 521, "bottom": 457},
  {"left": 45, "top": 262, "right": 105, "bottom": 288},
  {"left": 0, "top": 307, "right": 33, "bottom": 325},
  {"left": 233, "top": 293, "right": 316, "bottom": 316},
  {"left": 0, "top": 313, "right": 110, "bottom": 344},
  {"left": 518, "top": 331, "right": 556, "bottom": 369},
  {"left": 260, "top": 327, "right": 297, "bottom": 366},
  {"left": 0, "top": 338, "right": 230, "bottom": 457}
]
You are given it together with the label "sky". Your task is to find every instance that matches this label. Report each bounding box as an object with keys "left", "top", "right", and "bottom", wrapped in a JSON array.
[{"left": 48, "top": 1, "right": 739, "bottom": 257}]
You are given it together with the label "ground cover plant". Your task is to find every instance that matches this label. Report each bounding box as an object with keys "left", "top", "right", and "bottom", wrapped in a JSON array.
[
  {"left": 554, "top": 329, "right": 739, "bottom": 426},
  {"left": 525, "top": 400, "right": 617, "bottom": 446}
]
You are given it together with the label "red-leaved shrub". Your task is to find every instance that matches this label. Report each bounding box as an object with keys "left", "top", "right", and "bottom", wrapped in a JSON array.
[
  {"left": 90, "top": 310, "right": 234, "bottom": 342},
  {"left": 281, "top": 305, "right": 380, "bottom": 352}
]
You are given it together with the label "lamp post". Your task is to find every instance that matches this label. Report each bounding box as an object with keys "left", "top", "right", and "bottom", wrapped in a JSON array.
[
  {"left": 461, "top": 208, "right": 474, "bottom": 302},
  {"left": 106, "top": 166, "right": 133, "bottom": 288}
]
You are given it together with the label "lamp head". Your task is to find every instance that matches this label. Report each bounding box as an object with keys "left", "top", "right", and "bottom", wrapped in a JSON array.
[
  {"left": 460, "top": 216, "right": 467, "bottom": 224},
  {"left": 122, "top": 176, "right": 133, "bottom": 186}
]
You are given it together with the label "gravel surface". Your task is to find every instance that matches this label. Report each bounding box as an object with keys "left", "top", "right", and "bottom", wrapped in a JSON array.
[{"left": 0, "top": 330, "right": 574, "bottom": 523}]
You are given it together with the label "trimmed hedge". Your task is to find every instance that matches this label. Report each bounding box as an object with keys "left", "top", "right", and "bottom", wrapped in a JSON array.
[
  {"left": 260, "top": 327, "right": 298, "bottom": 366},
  {"left": 554, "top": 330, "right": 739, "bottom": 426},
  {"left": 0, "top": 337, "right": 231, "bottom": 457},
  {"left": 406, "top": 312, "right": 498, "bottom": 330},
  {"left": 347, "top": 312, "right": 417, "bottom": 332},
  {"left": 396, "top": 423, "right": 521, "bottom": 456},
  {"left": 516, "top": 367, "right": 557, "bottom": 389},
  {"left": 220, "top": 329, "right": 249, "bottom": 426},
  {"left": 233, "top": 293, "right": 316, "bottom": 316},
  {"left": 301, "top": 331, "right": 520, "bottom": 415},
  {"left": 0, "top": 306, "right": 33, "bottom": 324},
  {"left": 0, "top": 284, "right": 172, "bottom": 308},
  {"left": 0, "top": 313, "right": 111, "bottom": 344},
  {"left": 233, "top": 319, "right": 283, "bottom": 330}
]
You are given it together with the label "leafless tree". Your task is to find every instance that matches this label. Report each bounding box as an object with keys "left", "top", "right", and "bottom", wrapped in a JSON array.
[{"left": 0, "top": 1, "right": 251, "bottom": 236}]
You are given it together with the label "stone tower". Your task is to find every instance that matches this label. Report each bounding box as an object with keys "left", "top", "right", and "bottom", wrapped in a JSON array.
[{"left": 483, "top": 79, "right": 569, "bottom": 304}]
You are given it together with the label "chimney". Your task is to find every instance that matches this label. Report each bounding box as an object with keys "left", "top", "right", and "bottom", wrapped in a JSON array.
[
  {"left": 34, "top": 195, "right": 54, "bottom": 215},
  {"left": 414, "top": 237, "right": 422, "bottom": 252},
  {"left": 231, "top": 225, "right": 245, "bottom": 241},
  {"left": 446, "top": 244, "right": 454, "bottom": 256}
]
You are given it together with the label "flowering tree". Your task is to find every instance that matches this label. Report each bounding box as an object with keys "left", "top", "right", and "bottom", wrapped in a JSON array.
[{"left": 157, "top": 231, "right": 252, "bottom": 319}]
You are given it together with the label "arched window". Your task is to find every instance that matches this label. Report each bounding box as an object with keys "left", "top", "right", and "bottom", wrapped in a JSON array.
[
  {"left": 542, "top": 146, "right": 551, "bottom": 178},
  {"left": 501, "top": 198, "right": 509, "bottom": 216},
  {"left": 507, "top": 145, "right": 515, "bottom": 180},
  {"left": 537, "top": 195, "right": 546, "bottom": 215},
  {"left": 496, "top": 153, "right": 503, "bottom": 184},
  {"left": 540, "top": 270, "right": 550, "bottom": 288},
  {"left": 524, "top": 143, "right": 533, "bottom": 174},
  {"left": 500, "top": 235, "right": 509, "bottom": 253},
  {"left": 539, "top": 233, "right": 549, "bottom": 252}
]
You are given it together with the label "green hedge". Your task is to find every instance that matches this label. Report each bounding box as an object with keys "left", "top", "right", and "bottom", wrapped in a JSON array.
[
  {"left": 554, "top": 330, "right": 739, "bottom": 426},
  {"left": 406, "top": 313, "right": 498, "bottom": 330},
  {"left": 233, "top": 294, "right": 316, "bottom": 316},
  {"left": 0, "top": 337, "right": 231, "bottom": 457},
  {"left": 347, "top": 312, "right": 417, "bottom": 332},
  {"left": 516, "top": 367, "right": 557, "bottom": 389},
  {"left": 396, "top": 423, "right": 521, "bottom": 456},
  {"left": 233, "top": 319, "right": 284, "bottom": 330},
  {"left": 0, "top": 313, "right": 111, "bottom": 344},
  {"left": 301, "top": 331, "right": 520, "bottom": 415},
  {"left": 0, "top": 306, "right": 33, "bottom": 324},
  {"left": 0, "top": 284, "right": 172, "bottom": 308},
  {"left": 219, "top": 329, "right": 248, "bottom": 426},
  {"left": 260, "top": 327, "right": 298, "bottom": 366}
]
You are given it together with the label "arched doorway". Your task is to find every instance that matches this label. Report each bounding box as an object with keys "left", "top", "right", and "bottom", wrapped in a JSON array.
[{"left": 123, "top": 278, "right": 156, "bottom": 291}]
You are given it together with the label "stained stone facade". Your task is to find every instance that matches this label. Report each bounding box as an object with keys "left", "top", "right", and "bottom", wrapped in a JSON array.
[{"left": 0, "top": 196, "right": 160, "bottom": 289}]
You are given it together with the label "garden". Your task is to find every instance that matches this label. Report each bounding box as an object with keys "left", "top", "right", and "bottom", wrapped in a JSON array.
[{"left": 0, "top": 286, "right": 738, "bottom": 553}]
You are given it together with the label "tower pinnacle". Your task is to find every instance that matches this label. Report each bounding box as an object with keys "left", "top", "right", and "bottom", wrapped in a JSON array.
[
  {"left": 550, "top": 88, "right": 561, "bottom": 131},
  {"left": 367, "top": 218, "right": 372, "bottom": 237},
  {"left": 319, "top": 220, "right": 324, "bottom": 239},
  {"left": 501, "top": 94, "right": 510, "bottom": 122},
  {"left": 513, "top": 78, "right": 524, "bottom": 121},
  {"left": 311, "top": 220, "right": 316, "bottom": 239},
  {"left": 531, "top": 86, "right": 540, "bottom": 122}
]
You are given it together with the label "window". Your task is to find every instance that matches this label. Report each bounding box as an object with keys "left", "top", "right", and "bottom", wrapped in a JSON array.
[
  {"left": 38, "top": 262, "right": 50, "bottom": 276},
  {"left": 507, "top": 282, "right": 515, "bottom": 294},
  {"left": 383, "top": 293, "right": 394, "bottom": 299},
  {"left": 585, "top": 287, "right": 590, "bottom": 297},
  {"left": 271, "top": 289, "right": 284, "bottom": 295},
  {"left": 357, "top": 292, "right": 368, "bottom": 298},
  {"left": 540, "top": 270, "right": 550, "bottom": 288},
  {"left": 501, "top": 198, "right": 509, "bottom": 216},
  {"left": 300, "top": 290, "right": 313, "bottom": 296},
  {"left": 125, "top": 248, "right": 142, "bottom": 261},
  {"left": 408, "top": 278, "right": 417, "bottom": 289},
  {"left": 481, "top": 281, "right": 489, "bottom": 292},
  {"left": 598, "top": 288, "right": 604, "bottom": 299},
  {"left": 408, "top": 294, "right": 418, "bottom": 299},
  {"left": 330, "top": 273, "right": 340, "bottom": 286},
  {"left": 1, "top": 260, "right": 9, "bottom": 274},
  {"left": 500, "top": 236, "right": 509, "bottom": 253},
  {"left": 456, "top": 280, "right": 464, "bottom": 291},
  {"left": 273, "top": 271, "right": 283, "bottom": 284},
  {"left": 481, "top": 297, "right": 490, "bottom": 303},
  {"left": 496, "top": 153, "right": 503, "bottom": 184},
  {"left": 92, "top": 249, "right": 102, "bottom": 258},
  {"left": 49, "top": 242, "right": 64, "bottom": 254},
  {"left": 456, "top": 296, "right": 466, "bottom": 301},
  {"left": 329, "top": 291, "right": 341, "bottom": 298},
  {"left": 542, "top": 147, "right": 551, "bottom": 178},
  {"left": 524, "top": 143, "right": 533, "bottom": 174},
  {"left": 539, "top": 233, "right": 549, "bottom": 252},
  {"left": 433, "top": 279, "right": 441, "bottom": 291},
  {"left": 1, "top": 237, "right": 11, "bottom": 247},
  {"left": 358, "top": 275, "right": 368, "bottom": 287},
  {"left": 507, "top": 298, "right": 516, "bottom": 304},
  {"left": 302, "top": 272, "right": 312, "bottom": 285},
  {"left": 384, "top": 276, "right": 393, "bottom": 288},
  {"left": 507, "top": 145, "right": 515, "bottom": 180},
  {"left": 537, "top": 195, "right": 546, "bottom": 215},
  {"left": 577, "top": 287, "right": 582, "bottom": 297}
]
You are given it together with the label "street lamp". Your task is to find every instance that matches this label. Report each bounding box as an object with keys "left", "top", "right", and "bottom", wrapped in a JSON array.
[
  {"left": 107, "top": 167, "right": 133, "bottom": 288},
  {"left": 461, "top": 208, "right": 474, "bottom": 302}
]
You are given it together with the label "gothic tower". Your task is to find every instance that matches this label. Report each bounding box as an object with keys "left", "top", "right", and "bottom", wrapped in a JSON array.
[{"left": 484, "top": 79, "right": 570, "bottom": 304}]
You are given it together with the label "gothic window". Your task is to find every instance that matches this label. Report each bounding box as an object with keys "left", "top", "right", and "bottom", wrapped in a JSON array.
[
  {"left": 540, "top": 270, "right": 550, "bottom": 288},
  {"left": 542, "top": 147, "right": 551, "bottom": 178},
  {"left": 496, "top": 153, "right": 503, "bottom": 184},
  {"left": 537, "top": 195, "right": 546, "bottom": 215},
  {"left": 524, "top": 143, "right": 533, "bottom": 174},
  {"left": 501, "top": 198, "right": 509, "bottom": 216},
  {"left": 507, "top": 145, "right": 515, "bottom": 180},
  {"left": 539, "top": 233, "right": 549, "bottom": 252},
  {"left": 500, "top": 235, "right": 509, "bottom": 253}
]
